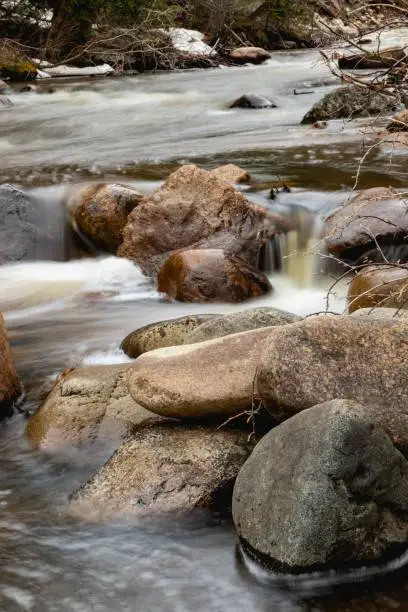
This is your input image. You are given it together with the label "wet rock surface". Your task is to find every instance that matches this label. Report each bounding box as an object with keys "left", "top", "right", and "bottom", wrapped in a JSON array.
[
  {"left": 256, "top": 315, "right": 408, "bottom": 452},
  {"left": 229, "top": 94, "right": 277, "bottom": 109},
  {"left": 347, "top": 265, "right": 408, "bottom": 313},
  {"left": 301, "top": 87, "right": 399, "bottom": 124},
  {"left": 323, "top": 187, "right": 408, "bottom": 262},
  {"left": 69, "top": 423, "right": 253, "bottom": 520},
  {"left": 121, "top": 314, "right": 219, "bottom": 358},
  {"left": 128, "top": 327, "right": 276, "bottom": 420},
  {"left": 0, "top": 313, "right": 22, "bottom": 419},
  {"left": 26, "top": 365, "right": 162, "bottom": 449},
  {"left": 233, "top": 400, "right": 408, "bottom": 572},
  {"left": 184, "top": 307, "right": 300, "bottom": 344},
  {"left": 118, "top": 165, "right": 289, "bottom": 276},
  {"left": 229, "top": 47, "right": 271, "bottom": 65},
  {"left": 157, "top": 249, "right": 272, "bottom": 303},
  {"left": 67, "top": 183, "right": 143, "bottom": 253}
]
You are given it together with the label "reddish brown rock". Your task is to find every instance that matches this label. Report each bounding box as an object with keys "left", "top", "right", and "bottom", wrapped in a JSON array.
[
  {"left": 118, "top": 164, "right": 290, "bottom": 276},
  {"left": 230, "top": 47, "right": 271, "bottom": 65},
  {"left": 157, "top": 249, "right": 272, "bottom": 303},
  {"left": 323, "top": 187, "right": 408, "bottom": 262},
  {"left": 347, "top": 265, "right": 408, "bottom": 313},
  {"left": 68, "top": 183, "right": 143, "bottom": 253},
  {"left": 0, "top": 314, "right": 22, "bottom": 419}
]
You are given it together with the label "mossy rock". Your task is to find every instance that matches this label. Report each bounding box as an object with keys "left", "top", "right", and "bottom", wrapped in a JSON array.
[{"left": 0, "top": 50, "right": 37, "bottom": 81}]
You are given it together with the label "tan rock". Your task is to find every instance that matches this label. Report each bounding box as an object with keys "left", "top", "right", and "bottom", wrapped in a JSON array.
[
  {"left": 230, "top": 47, "right": 271, "bottom": 65},
  {"left": 26, "top": 365, "right": 162, "bottom": 450},
  {"left": 69, "top": 423, "right": 253, "bottom": 521},
  {"left": 121, "top": 314, "right": 220, "bottom": 358},
  {"left": 350, "top": 307, "right": 408, "bottom": 320},
  {"left": 128, "top": 327, "right": 276, "bottom": 420},
  {"left": 157, "top": 249, "right": 272, "bottom": 303},
  {"left": 347, "top": 265, "right": 408, "bottom": 313},
  {"left": 0, "top": 314, "right": 22, "bottom": 419},
  {"left": 210, "top": 164, "right": 250, "bottom": 184},
  {"left": 118, "top": 164, "right": 290, "bottom": 276},
  {"left": 256, "top": 315, "right": 408, "bottom": 453},
  {"left": 67, "top": 183, "right": 143, "bottom": 253}
]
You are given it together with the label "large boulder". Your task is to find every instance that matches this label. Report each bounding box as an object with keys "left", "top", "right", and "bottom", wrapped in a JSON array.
[
  {"left": 118, "top": 165, "right": 290, "bottom": 276},
  {"left": 229, "top": 95, "right": 277, "bottom": 109},
  {"left": 323, "top": 187, "right": 408, "bottom": 263},
  {"left": 0, "top": 184, "right": 67, "bottom": 262},
  {"left": 233, "top": 400, "right": 408, "bottom": 572},
  {"left": 184, "top": 307, "right": 300, "bottom": 344},
  {"left": 69, "top": 423, "right": 253, "bottom": 520},
  {"left": 128, "top": 327, "right": 276, "bottom": 420},
  {"left": 67, "top": 183, "right": 143, "bottom": 253},
  {"left": 301, "top": 86, "right": 399, "bottom": 124},
  {"left": 121, "top": 314, "right": 219, "bottom": 358},
  {"left": 347, "top": 265, "right": 408, "bottom": 313},
  {"left": 256, "top": 315, "right": 408, "bottom": 452},
  {"left": 157, "top": 249, "right": 272, "bottom": 303},
  {"left": 26, "top": 365, "right": 162, "bottom": 450},
  {"left": 0, "top": 314, "right": 22, "bottom": 419},
  {"left": 230, "top": 47, "right": 271, "bottom": 65}
]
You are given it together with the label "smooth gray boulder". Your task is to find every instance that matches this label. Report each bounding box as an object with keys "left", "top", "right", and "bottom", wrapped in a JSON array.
[
  {"left": 184, "top": 307, "right": 300, "bottom": 344},
  {"left": 121, "top": 314, "right": 219, "bottom": 358},
  {"left": 233, "top": 400, "right": 408, "bottom": 572}
]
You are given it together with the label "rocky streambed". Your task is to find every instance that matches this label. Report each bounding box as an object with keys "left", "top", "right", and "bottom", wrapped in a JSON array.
[{"left": 3, "top": 35, "right": 408, "bottom": 612}]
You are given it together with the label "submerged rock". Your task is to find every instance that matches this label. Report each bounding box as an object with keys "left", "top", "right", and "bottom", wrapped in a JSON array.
[
  {"left": 347, "top": 265, "right": 408, "bottom": 313},
  {"left": 184, "top": 307, "right": 300, "bottom": 344},
  {"left": 230, "top": 47, "right": 271, "bottom": 65},
  {"left": 233, "top": 400, "right": 408, "bottom": 572},
  {"left": 157, "top": 249, "right": 272, "bottom": 303},
  {"left": 323, "top": 187, "right": 408, "bottom": 263},
  {"left": 301, "top": 86, "right": 399, "bottom": 124},
  {"left": 210, "top": 164, "right": 250, "bottom": 184},
  {"left": 128, "top": 327, "right": 276, "bottom": 420},
  {"left": 67, "top": 183, "right": 143, "bottom": 253},
  {"left": 118, "top": 164, "right": 290, "bottom": 276},
  {"left": 256, "top": 315, "right": 408, "bottom": 452},
  {"left": 0, "top": 314, "right": 22, "bottom": 419},
  {"left": 121, "top": 314, "right": 219, "bottom": 358},
  {"left": 69, "top": 423, "right": 253, "bottom": 520},
  {"left": 229, "top": 94, "right": 277, "bottom": 109},
  {"left": 26, "top": 365, "right": 162, "bottom": 449}
]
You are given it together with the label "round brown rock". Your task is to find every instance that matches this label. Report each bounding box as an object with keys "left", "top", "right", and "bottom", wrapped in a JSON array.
[
  {"left": 67, "top": 183, "right": 143, "bottom": 253},
  {"left": 256, "top": 315, "right": 408, "bottom": 453},
  {"left": 26, "top": 365, "right": 162, "bottom": 450},
  {"left": 323, "top": 187, "right": 408, "bottom": 262},
  {"left": 230, "top": 47, "right": 271, "bottom": 65},
  {"left": 210, "top": 164, "right": 250, "bottom": 184},
  {"left": 121, "top": 314, "right": 220, "bottom": 358},
  {"left": 157, "top": 249, "right": 272, "bottom": 303},
  {"left": 128, "top": 327, "right": 276, "bottom": 420},
  {"left": 347, "top": 265, "right": 408, "bottom": 313},
  {"left": 69, "top": 423, "right": 253, "bottom": 520}
]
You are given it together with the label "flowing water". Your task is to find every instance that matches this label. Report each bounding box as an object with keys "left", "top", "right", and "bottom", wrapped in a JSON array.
[{"left": 2, "top": 35, "right": 408, "bottom": 611}]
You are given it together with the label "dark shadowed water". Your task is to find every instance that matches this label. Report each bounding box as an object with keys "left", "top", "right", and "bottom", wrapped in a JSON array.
[{"left": 2, "top": 34, "right": 408, "bottom": 611}]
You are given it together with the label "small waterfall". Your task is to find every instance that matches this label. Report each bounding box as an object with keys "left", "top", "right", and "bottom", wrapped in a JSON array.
[{"left": 258, "top": 236, "right": 282, "bottom": 273}]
